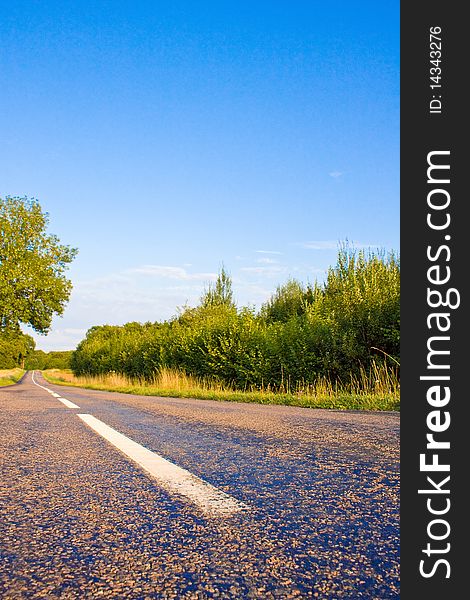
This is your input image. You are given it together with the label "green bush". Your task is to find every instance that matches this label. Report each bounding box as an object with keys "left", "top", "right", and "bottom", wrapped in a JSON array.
[{"left": 71, "top": 249, "right": 400, "bottom": 390}]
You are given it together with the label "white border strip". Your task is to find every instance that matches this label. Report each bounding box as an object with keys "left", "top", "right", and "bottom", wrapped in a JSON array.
[
  {"left": 31, "top": 370, "right": 50, "bottom": 392},
  {"left": 77, "top": 413, "right": 249, "bottom": 516},
  {"left": 31, "top": 371, "right": 80, "bottom": 409},
  {"left": 57, "top": 397, "right": 80, "bottom": 409}
]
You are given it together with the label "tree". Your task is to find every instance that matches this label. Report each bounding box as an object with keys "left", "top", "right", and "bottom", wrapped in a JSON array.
[
  {"left": 0, "top": 331, "right": 35, "bottom": 368},
  {"left": 321, "top": 246, "right": 400, "bottom": 366},
  {"left": 260, "top": 278, "right": 318, "bottom": 323},
  {"left": 0, "top": 196, "right": 78, "bottom": 334},
  {"left": 200, "top": 266, "right": 235, "bottom": 309}
]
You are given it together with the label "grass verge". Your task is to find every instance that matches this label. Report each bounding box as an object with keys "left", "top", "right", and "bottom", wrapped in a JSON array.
[
  {"left": 42, "top": 366, "right": 399, "bottom": 411},
  {"left": 0, "top": 368, "right": 25, "bottom": 386}
]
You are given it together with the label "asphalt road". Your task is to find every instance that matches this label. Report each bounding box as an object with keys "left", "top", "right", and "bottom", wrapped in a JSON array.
[{"left": 0, "top": 371, "right": 399, "bottom": 599}]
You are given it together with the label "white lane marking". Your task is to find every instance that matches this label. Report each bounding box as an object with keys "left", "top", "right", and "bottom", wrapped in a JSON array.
[
  {"left": 57, "top": 397, "right": 80, "bottom": 409},
  {"left": 31, "top": 370, "right": 50, "bottom": 391},
  {"left": 31, "top": 371, "right": 80, "bottom": 409},
  {"left": 77, "top": 413, "right": 249, "bottom": 517}
]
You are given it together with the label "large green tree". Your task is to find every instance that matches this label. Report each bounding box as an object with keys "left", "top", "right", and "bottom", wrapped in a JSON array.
[{"left": 0, "top": 196, "right": 78, "bottom": 335}]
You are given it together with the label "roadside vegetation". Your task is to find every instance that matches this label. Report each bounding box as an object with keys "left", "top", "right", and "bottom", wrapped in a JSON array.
[
  {"left": 43, "top": 361, "right": 399, "bottom": 410},
  {"left": 1, "top": 198, "right": 400, "bottom": 410},
  {"left": 61, "top": 247, "right": 399, "bottom": 411},
  {"left": 0, "top": 334, "right": 72, "bottom": 371},
  {"left": 0, "top": 368, "right": 25, "bottom": 386},
  {"left": 0, "top": 333, "right": 34, "bottom": 369},
  {"left": 25, "top": 350, "right": 72, "bottom": 370}
]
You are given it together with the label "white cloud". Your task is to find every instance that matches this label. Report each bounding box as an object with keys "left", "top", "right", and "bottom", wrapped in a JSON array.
[
  {"left": 299, "top": 240, "right": 339, "bottom": 250},
  {"left": 29, "top": 265, "right": 218, "bottom": 351},
  {"left": 240, "top": 265, "right": 287, "bottom": 276},
  {"left": 329, "top": 171, "right": 344, "bottom": 178},
  {"left": 256, "top": 257, "right": 278, "bottom": 264},
  {"left": 255, "top": 250, "right": 282, "bottom": 255},
  {"left": 72, "top": 278, "right": 201, "bottom": 322},
  {"left": 30, "top": 328, "right": 88, "bottom": 352},
  {"left": 231, "top": 282, "right": 274, "bottom": 306},
  {"left": 299, "top": 240, "right": 380, "bottom": 251},
  {"left": 127, "top": 265, "right": 217, "bottom": 281}
]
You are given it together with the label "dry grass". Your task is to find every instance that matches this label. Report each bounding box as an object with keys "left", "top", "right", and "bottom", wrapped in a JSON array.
[
  {"left": 42, "top": 362, "right": 399, "bottom": 411},
  {"left": 0, "top": 368, "right": 25, "bottom": 386}
]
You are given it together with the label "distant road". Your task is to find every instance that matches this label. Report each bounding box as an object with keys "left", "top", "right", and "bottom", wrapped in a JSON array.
[{"left": 0, "top": 371, "right": 399, "bottom": 598}]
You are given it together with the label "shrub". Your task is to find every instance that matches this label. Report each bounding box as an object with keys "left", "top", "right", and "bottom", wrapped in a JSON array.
[{"left": 71, "top": 249, "right": 400, "bottom": 391}]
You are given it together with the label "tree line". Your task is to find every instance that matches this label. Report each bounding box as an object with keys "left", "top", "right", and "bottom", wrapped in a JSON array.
[{"left": 71, "top": 248, "right": 400, "bottom": 390}]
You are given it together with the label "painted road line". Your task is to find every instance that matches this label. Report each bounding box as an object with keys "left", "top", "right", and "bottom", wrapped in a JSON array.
[
  {"left": 57, "top": 397, "right": 80, "bottom": 409},
  {"left": 77, "top": 413, "right": 249, "bottom": 517},
  {"left": 31, "top": 371, "right": 80, "bottom": 409},
  {"left": 31, "top": 370, "right": 50, "bottom": 391}
]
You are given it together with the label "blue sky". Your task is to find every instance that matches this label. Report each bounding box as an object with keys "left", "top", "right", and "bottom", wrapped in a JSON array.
[{"left": 1, "top": 1, "right": 399, "bottom": 351}]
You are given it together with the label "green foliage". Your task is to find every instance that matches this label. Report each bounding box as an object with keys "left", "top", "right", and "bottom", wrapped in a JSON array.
[
  {"left": 71, "top": 251, "right": 400, "bottom": 393},
  {"left": 25, "top": 349, "right": 73, "bottom": 370},
  {"left": 320, "top": 246, "right": 400, "bottom": 373},
  {"left": 0, "top": 196, "right": 78, "bottom": 334},
  {"left": 200, "top": 266, "right": 235, "bottom": 309},
  {"left": 261, "top": 279, "right": 318, "bottom": 323},
  {"left": 0, "top": 331, "right": 35, "bottom": 368}
]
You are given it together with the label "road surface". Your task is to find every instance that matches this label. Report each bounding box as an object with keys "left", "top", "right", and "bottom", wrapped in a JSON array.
[{"left": 0, "top": 371, "right": 399, "bottom": 598}]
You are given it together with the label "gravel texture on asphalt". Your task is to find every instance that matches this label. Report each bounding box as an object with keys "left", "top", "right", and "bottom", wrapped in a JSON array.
[{"left": 0, "top": 372, "right": 399, "bottom": 599}]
